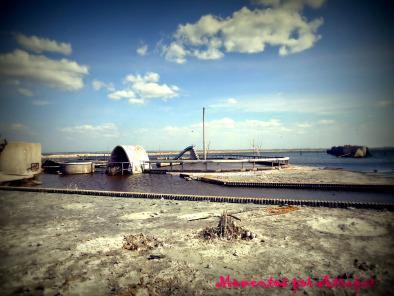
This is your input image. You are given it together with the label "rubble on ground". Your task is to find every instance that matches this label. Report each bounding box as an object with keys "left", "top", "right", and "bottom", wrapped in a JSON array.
[
  {"left": 122, "top": 233, "right": 162, "bottom": 252},
  {"left": 200, "top": 211, "right": 256, "bottom": 240}
]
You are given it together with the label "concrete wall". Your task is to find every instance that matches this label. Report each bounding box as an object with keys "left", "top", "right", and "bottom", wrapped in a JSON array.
[
  {"left": 59, "top": 162, "right": 95, "bottom": 174},
  {"left": 0, "top": 142, "right": 41, "bottom": 175}
]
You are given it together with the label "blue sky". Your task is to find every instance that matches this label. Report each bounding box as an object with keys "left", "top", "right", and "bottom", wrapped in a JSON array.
[{"left": 0, "top": 0, "right": 393, "bottom": 153}]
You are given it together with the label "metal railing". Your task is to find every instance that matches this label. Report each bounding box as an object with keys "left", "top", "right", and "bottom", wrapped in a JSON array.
[
  {"left": 147, "top": 157, "right": 289, "bottom": 172},
  {"left": 107, "top": 161, "right": 132, "bottom": 175}
]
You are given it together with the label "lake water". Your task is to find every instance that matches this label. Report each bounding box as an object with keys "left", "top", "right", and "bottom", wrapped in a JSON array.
[
  {"left": 36, "top": 148, "right": 394, "bottom": 203},
  {"left": 258, "top": 149, "right": 394, "bottom": 175}
]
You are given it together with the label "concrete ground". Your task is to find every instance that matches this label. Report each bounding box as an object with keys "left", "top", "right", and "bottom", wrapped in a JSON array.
[
  {"left": 185, "top": 165, "right": 394, "bottom": 185},
  {"left": 0, "top": 191, "right": 393, "bottom": 295}
]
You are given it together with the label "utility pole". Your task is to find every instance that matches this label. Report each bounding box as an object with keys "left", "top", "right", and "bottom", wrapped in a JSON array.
[{"left": 203, "top": 107, "right": 206, "bottom": 160}]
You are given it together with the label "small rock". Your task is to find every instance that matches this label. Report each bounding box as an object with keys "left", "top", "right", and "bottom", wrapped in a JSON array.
[{"left": 233, "top": 251, "right": 239, "bottom": 257}]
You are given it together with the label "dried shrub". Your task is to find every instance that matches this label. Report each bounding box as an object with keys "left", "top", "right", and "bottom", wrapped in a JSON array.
[
  {"left": 200, "top": 211, "right": 255, "bottom": 241},
  {"left": 122, "top": 233, "right": 162, "bottom": 252}
]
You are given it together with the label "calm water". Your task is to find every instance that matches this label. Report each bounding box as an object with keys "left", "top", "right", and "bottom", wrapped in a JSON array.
[
  {"left": 208, "top": 148, "right": 394, "bottom": 175},
  {"left": 38, "top": 173, "right": 394, "bottom": 203},
  {"left": 259, "top": 149, "right": 394, "bottom": 175},
  {"left": 38, "top": 148, "right": 394, "bottom": 203}
]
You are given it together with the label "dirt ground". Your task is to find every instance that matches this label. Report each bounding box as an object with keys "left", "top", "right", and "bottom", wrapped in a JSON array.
[
  {"left": 0, "top": 190, "right": 393, "bottom": 295},
  {"left": 185, "top": 165, "right": 394, "bottom": 185}
]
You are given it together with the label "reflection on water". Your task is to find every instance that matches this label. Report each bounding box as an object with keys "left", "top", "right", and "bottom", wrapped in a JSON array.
[{"left": 37, "top": 172, "right": 394, "bottom": 204}]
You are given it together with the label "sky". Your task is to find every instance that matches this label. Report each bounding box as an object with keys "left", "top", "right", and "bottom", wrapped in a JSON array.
[{"left": 0, "top": 0, "right": 393, "bottom": 153}]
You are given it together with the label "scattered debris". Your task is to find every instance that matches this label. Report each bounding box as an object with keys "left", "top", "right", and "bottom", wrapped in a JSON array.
[
  {"left": 189, "top": 213, "right": 240, "bottom": 222},
  {"left": 354, "top": 259, "right": 376, "bottom": 271},
  {"left": 147, "top": 254, "right": 165, "bottom": 260},
  {"left": 337, "top": 272, "right": 354, "bottom": 279},
  {"left": 200, "top": 211, "right": 255, "bottom": 241},
  {"left": 266, "top": 205, "right": 299, "bottom": 215},
  {"left": 122, "top": 233, "right": 162, "bottom": 252}
]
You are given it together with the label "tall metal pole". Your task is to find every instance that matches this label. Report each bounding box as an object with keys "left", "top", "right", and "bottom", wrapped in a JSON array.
[{"left": 203, "top": 107, "right": 206, "bottom": 160}]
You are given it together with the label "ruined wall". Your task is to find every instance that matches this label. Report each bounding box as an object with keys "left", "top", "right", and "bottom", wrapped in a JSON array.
[{"left": 0, "top": 142, "right": 42, "bottom": 175}]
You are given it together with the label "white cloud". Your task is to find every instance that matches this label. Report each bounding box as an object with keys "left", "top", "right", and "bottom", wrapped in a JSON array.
[
  {"left": 108, "top": 90, "right": 136, "bottom": 100},
  {"left": 242, "top": 118, "right": 291, "bottom": 132},
  {"left": 128, "top": 98, "right": 145, "bottom": 105},
  {"left": 226, "top": 98, "right": 238, "bottom": 105},
  {"left": 136, "top": 44, "right": 148, "bottom": 56},
  {"left": 16, "top": 34, "right": 72, "bottom": 55},
  {"left": 32, "top": 100, "right": 50, "bottom": 106},
  {"left": 107, "top": 72, "right": 180, "bottom": 104},
  {"left": 375, "top": 100, "right": 392, "bottom": 108},
  {"left": 0, "top": 50, "right": 89, "bottom": 91},
  {"left": 318, "top": 119, "right": 335, "bottom": 125},
  {"left": 0, "top": 122, "right": 35, "bottom": 139},
  {"left": 59, "top": 123, "right": 119, "bottom": 138},
  {"left": 17, "top": 88, "right": 34, "bottom": 97},
  {"left": 163, "top": 42, "right": 187, "bottom": 64},
  {"left": 207, "top": 117, "right": 236, "bottom": 129},
  {"left": 163, "top": 1, "right": 325, "bottom": 63},
  {"left": 296, "top": 122, "right": 312, "bottom": 128},
  {"left": 92, "top": 79, "right": 114, "bottom": 91},
  {"left": 211, "top": 93, "right": 365, "bottom": 115},
  {"left": 244, "top": 118, "right": 282, "bottom": 128},
  {"left": 157, "top": 117, "right": 293, "bottom": 149}
]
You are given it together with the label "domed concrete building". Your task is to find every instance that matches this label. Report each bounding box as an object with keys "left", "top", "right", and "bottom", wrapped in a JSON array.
[{"left": 106, "top": 145, "right": 149, "bottom": 175}]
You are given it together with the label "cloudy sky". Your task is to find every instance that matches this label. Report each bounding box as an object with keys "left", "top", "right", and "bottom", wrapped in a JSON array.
[{"left": 0, "top": 0, "right": 393, "bottom": 152}]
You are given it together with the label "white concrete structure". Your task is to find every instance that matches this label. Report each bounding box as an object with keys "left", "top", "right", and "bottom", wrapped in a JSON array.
[
  {"left": 0, "top": 142, "right": 41, "bottom": 177},
  {"left": 108, "top": 145, "right": 149, "bottom": 174},
  {"left": 59, "top": 162, "right": 95, "bottom": 174}
]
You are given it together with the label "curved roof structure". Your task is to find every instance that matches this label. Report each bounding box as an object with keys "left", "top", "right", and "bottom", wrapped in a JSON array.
[{"left": 109, "top": 145, "right": 149, "bottom": 173}]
